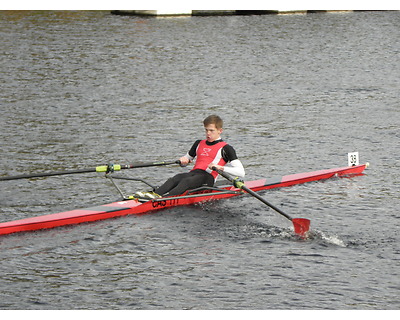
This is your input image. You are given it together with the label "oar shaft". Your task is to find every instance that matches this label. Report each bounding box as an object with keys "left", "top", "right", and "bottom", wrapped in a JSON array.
[
  {"left": 0, "top": 168, "right": 98, "bottom": 181},
  {"left": 212, "top": 167, "right": 310, "bottom": 238},
  {"left": 241, "top": 184, "right": 293, "bottom": 221},
  {"left": 215, "top": 168, "right": 293, "bottom": 221},
  {"left": 0, "top": 160, "right": 180, "bottom": 181}
]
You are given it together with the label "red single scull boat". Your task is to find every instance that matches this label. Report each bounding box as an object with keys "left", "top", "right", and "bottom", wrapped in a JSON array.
[{"left": 0, "top": 163, "right": 368, "bottom": 236}]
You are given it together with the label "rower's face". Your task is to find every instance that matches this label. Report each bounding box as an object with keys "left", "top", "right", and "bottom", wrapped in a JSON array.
[{"left": 204, "top": 124, "right": 223, "bottom": 142}]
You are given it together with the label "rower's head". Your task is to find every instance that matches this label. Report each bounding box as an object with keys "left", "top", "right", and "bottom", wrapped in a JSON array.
[
  {"left": 204, "top": 115, "right": 223, "bottom": 129},
  {"left": 203, "top": 115, "right": 223, "bottom": 142}
]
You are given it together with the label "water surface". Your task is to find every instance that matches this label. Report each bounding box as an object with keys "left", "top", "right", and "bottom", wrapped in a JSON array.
[{"left": 0, "top": 11, "right": 399, "bottom": 309}]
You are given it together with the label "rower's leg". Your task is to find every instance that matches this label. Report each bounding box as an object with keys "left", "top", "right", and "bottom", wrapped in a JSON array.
[
  {"left": 154, "top": 173, "right": 188, "bottom": 196},
  {"left": 165, "top": 172, "right": 214, "bottom": 196}
]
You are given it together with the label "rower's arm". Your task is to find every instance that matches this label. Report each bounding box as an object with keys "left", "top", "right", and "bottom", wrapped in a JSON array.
[
  {"left": 179, "top": 153, "right": 194, "bottom": 166},
  {"left": 222, "top": 159, "right": 245, "bottom": 178}
]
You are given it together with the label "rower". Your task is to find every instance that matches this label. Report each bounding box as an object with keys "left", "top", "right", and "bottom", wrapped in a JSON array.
[{"left": 137, "top": 115, "right": 245, "bottom": 199}]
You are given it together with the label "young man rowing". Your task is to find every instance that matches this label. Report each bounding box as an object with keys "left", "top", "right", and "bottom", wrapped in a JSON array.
[{"left": 138, "top": 115, "right": 245, "bottom": 198}]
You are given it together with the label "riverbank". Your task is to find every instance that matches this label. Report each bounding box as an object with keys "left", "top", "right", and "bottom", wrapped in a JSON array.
[{"left": 111, "top": 10, "right": 355, "bottom": 16}]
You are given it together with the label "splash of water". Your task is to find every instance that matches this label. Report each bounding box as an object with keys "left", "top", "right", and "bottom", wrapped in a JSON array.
[{"left": 308, "top": 229, "right": 347, "bottom": 247}]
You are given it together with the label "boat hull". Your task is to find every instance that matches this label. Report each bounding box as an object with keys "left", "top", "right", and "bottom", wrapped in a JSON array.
[{"left": 0, "top": 164, "right": 367, "bottom": 236}]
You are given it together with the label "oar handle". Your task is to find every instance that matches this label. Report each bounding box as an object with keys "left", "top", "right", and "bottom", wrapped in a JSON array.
[
  {"left": 120, "top": 160, "right": 181, "bottom": 170},
  {"left": 210, "top": 166, "right": 243, "bottom": 186}
]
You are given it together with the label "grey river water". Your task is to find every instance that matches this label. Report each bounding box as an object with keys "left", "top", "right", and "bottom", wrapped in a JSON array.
[{"left": 0, "top": 11, "right": 399, "bottom": 310}]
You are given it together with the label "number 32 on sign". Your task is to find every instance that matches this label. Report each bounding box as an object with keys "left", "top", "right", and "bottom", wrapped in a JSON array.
[{"left": 348, "top": 152, "right": 359, "bottom": 167}]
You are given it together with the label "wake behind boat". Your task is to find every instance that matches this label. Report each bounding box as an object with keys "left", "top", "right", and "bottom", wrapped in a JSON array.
[{"left": 0, "top": 163, "right": 368, "bottom": 236}]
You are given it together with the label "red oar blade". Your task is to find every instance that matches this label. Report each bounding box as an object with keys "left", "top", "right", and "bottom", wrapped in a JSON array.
[
  {"left": 292, "top": 218, "right": 311, "bottom": 238},
  {"left": 210, "top": 167, "right": 312, "bottom": 239}
]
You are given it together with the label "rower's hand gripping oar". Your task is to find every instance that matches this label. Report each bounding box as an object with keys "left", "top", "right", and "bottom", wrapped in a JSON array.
[
  {"left": 212, "top": 167, "right": 311, "bottom": 238},
  {"left": 0, "top": 160, "right": 180, "bottom": 181}
]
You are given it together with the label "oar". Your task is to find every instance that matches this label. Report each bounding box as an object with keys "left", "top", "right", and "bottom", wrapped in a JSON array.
[
  {"left": 0, "top": 160, "right": 180, "bottom": 181},
  {"left": 212, "top": 167, "right": 311, "bottom": 238}
]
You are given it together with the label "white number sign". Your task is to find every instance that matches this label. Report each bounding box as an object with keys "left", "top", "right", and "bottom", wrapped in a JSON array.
[{"left": 348, "top": 152, "right": 359, "bottom": 167}]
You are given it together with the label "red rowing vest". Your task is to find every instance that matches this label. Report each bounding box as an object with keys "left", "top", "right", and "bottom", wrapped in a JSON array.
[{"left": 192, "top": 140, "right": 227, "bottom": 179}]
